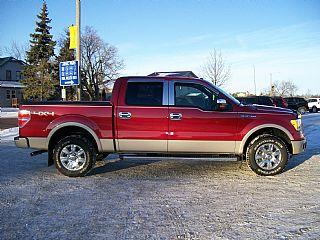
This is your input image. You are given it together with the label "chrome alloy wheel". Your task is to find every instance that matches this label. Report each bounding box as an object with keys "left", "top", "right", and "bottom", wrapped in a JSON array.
[
  {"left": 254, "top": 143, "right": 282, "bottom": 170},
  {"left": 59, "top": 144, "right": 87, "bottom": 171}
]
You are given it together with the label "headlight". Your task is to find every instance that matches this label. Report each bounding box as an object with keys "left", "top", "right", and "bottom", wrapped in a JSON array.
[{"left": 290, "top": 118, "right": 302, "bottom": 131}]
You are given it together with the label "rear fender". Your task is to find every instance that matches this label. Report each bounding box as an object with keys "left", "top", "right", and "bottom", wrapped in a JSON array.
[{"left": 46, "top": 115, "right": 103, "bottom": 152}]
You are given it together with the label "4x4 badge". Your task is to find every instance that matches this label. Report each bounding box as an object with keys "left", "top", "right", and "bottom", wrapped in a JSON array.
[{"left": 32, "top": 111, "right": 55, "bottom": 116}]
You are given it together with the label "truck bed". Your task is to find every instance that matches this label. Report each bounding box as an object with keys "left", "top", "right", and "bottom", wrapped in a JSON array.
[{"left": 19, "top": 101, "right": 114, "bottom": 140}]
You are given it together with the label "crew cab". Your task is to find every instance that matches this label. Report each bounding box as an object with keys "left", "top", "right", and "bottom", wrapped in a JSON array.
[{"left": 15, "top": 76, "right": 306, "bottom": 177}]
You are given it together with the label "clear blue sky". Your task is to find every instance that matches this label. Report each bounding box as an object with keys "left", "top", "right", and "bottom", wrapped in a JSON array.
[{"left": 1, "top": 0, "right": 320, "bottom": 94}]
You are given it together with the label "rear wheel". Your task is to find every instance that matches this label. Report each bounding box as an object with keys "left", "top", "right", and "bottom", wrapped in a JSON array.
[
  {"left": 246, "top": 134, "right": 288, "bottom": 176},
  {"left": 312, "top": 106, "right": 317, "bottom": 113},
  {"left": 53, "top": 135, "right": 96, "bottom": 177}
]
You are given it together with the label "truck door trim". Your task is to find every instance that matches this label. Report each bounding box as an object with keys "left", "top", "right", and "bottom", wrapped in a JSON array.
[{"left": 115, "top": 78, "right": 169, "bottom": 152}]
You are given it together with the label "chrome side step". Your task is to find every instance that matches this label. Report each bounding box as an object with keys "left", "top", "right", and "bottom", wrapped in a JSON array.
[{"left": 120, "top": 154, "right": 238, "bottom": 162}]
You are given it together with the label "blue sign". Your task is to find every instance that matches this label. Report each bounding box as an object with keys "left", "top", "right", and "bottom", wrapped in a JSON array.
[{"left": 59, "top": 61, "right": 79, "bottom": 86}]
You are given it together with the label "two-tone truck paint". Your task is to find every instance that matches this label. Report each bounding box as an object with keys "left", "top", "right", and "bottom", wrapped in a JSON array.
[{"left": 15, "top": 76, "right": 306, "bottom": 177}]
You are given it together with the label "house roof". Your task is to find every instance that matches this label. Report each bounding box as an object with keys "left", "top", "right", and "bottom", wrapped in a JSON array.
[
  {"left": 0, "top": 57, "right": 26, "bottom": 67},
  {"left": 0, "top": 81, "right": 24, "bottom": 88},
  {"left": 148, "top": 71, "right": 198, "bottom": 78}
]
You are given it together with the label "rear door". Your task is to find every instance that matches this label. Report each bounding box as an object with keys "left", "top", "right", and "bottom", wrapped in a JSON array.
[
  {"left": 167, "top": 80, "right": 238, "bottom": 153},
  {"left": 115, "top": 78, "right": 169, "bottom": 152}
]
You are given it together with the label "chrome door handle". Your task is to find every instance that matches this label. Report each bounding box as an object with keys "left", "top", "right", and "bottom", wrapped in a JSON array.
[
  {"left": 119, "top": 112, "right": 131, "bottom": 119},
  {"left": 170, "top": 113, "right": 182, "bottom": 120}
]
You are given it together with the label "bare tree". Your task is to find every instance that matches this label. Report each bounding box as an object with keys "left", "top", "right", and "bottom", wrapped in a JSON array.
[
  {"left": 4, "top": 40, "right": 28, "bottom": 61},
  {"left": 273, "top": 80, "right": 298, "bottom": 97},
  {"left": 201, "top": 49, "right": 231, "bottom": 87},
  {"left": 81, "top": 26, "right": 124, "bottom": 100},
  {"left": 303, "top": 89, "right": 312, "bottom": 99}
]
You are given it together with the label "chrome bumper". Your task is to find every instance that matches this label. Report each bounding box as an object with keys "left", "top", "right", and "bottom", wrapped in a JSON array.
[
  {"left": 291, "top": 139, "right": 307, "bottom": 154},
  {"left": 14, "top": 136, "right": 47, "bottom": 150},
  {"left": 14, "top": 137, "right": 29, "bottom": 148}
]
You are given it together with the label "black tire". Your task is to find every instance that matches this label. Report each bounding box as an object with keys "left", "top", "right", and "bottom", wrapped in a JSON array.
[
  {"left": 53, "top": 135, "right": 96, "bottom": 177},
  {"left": 246, "top": 134, "right": 288, "bottom": 176},
  {"left": 312, "top": 106, "right": 317, "bottom": 113},
  {"left": 297, "top": 107, "right": 307, "bottom": 114}
]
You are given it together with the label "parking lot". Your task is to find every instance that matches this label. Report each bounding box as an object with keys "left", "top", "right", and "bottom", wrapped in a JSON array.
[{"left": 0, "top": 114, "right": 319, "bottom": 239}]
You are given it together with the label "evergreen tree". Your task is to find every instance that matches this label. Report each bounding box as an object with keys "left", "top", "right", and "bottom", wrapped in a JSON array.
[{"left": 22, "top": 1, "right": 56, "bottom": 101}]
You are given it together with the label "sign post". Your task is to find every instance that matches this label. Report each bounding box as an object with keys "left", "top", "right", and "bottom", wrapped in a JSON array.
[{"left": 61, "top": 87, "right": 66, "bottom": 101}]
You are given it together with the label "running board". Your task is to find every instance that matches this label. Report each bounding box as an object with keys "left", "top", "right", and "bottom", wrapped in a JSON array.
[{"left": 119, "top": 153, "right": 239, "bottom": 161}]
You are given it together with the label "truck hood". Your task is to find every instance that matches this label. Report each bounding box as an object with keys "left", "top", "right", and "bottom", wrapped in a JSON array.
[{"left": 241, "top": 104, "right": 295, "bottom": 115}]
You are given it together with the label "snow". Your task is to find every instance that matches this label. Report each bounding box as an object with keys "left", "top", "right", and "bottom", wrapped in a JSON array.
[
  {"left": 0, "top": 80, "right": 23, "bottom": 88},
  {"left": 0, "top": 108, "right": 18, "bottom": 118},
  {"left": 0, "top": 114, "right": 319, "bottom": 239},
  {"left": 0, "top": 127, "right": 19, "bottom": 143},
  {"left": 301, "top": 113, "right": 320, "bottom": 150}
]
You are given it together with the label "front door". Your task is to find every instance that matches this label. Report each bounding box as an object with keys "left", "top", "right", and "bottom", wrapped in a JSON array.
[
  {"left": 115, "top": 78, "right": 169, "bottom": 152},
  {"left": 168, "top": 80, "right": 238, "bottom": 153}
]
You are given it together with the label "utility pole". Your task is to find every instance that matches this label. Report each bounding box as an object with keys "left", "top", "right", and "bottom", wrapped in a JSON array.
[
  {"left": 253, "top": 65, "right": 256, "bottom": 95},
  {"left": 76, "top": 0, "right": 81, "bottom": 100}
]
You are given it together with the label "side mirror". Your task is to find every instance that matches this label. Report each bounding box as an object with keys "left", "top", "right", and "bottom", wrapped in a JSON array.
[{"left": 216, "top": 98, "right": 230, "bottom": 111}]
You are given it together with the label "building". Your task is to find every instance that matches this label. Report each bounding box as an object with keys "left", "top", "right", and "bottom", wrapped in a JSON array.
[
  {"left": 0, "top": 57, "right": 25, "bottom": 107},
  {"left": 148, "top": 71, "right": 198, "bottom": 78}
]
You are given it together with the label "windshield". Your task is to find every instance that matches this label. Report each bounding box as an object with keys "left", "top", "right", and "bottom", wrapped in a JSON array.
[{"left": 206, "top": 81, "right": 241, "bottom": 105}]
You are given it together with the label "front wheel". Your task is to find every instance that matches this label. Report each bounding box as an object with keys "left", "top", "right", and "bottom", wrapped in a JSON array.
[
  {"left": 53, "top": 135, "right": 96, "bottom": 177},
  {"left": 246, "top": 134, "right": 288, "bottom": 176}
]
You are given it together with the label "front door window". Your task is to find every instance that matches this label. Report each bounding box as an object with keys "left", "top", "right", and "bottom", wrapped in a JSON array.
[{"left": 174, "top": 82, "right": 217, "bottom": 111}]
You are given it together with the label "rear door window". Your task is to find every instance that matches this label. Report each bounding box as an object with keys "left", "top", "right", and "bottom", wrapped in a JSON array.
[{"left": 125, "top": 82, "right": 163, "bottom": 106}]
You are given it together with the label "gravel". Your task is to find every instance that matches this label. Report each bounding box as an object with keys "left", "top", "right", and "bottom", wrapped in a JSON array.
[{"left": 0, "top": 114, "right": 319, "bottom": 239}]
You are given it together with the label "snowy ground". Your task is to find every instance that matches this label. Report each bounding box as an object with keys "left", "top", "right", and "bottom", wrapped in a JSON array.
[
  {"left": 0, "top": 108, "right": 18, "bottom": 119},
  {"left": 0, "top": 127, "right": 18, "bottom": 143},
  {"left": 0, "top": 114, "right": 319, "bottom": 239}
]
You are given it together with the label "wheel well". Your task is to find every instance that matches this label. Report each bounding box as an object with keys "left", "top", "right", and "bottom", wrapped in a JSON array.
[
  {"left": 243, "top": 127, "right": 292, "bottom": 155},
  {"left": 48, "top": 126, "right": 98, "bottom": 153}
]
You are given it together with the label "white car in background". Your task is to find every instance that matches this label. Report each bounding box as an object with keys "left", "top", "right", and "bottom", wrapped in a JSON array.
[{"left": 308, "top": 98, "right": 320, "bottom": 113}]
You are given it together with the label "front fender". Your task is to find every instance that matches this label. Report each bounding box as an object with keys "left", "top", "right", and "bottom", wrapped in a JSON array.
[{"left": 236, "top": 123, "right": 294, "bottom": 155}]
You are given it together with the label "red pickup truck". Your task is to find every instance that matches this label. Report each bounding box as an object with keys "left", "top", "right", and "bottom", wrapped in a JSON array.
[{"left": 15, "top": 76, "right": 306, "bottom": 177}]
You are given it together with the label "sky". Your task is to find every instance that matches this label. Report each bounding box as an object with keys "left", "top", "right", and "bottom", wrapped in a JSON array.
[{"left": 0, "top": 0, "right": 320, "bottom": 94}]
